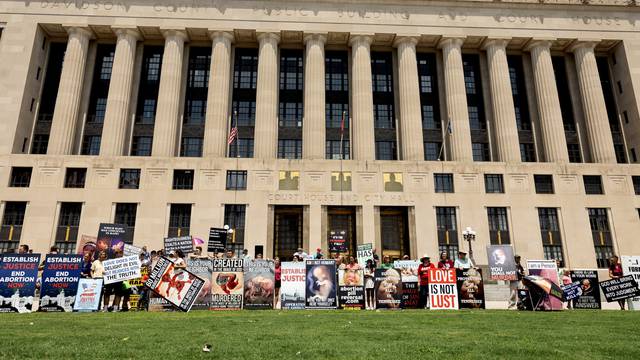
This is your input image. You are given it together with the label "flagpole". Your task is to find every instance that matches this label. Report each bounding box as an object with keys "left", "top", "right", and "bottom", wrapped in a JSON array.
[
  {"left": 340, "top": 111, "right": 345, "bottom": 206},
  {"left": 233, "top": 110, "right": 239, "bottom": 205}
]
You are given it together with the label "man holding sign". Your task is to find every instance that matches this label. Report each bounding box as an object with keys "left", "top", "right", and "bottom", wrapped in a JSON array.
[{"left": 102, "top": 251, "right": 141, "bottom": 312}]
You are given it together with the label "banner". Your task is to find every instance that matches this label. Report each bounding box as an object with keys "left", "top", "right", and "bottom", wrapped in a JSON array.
[
  {"left": 328, "top": 230, "right": 347, "bottom": 253},
  {"left": 208, "top": 228, "right": 227, "bottom": 254},
  {"left": 375, "top": 268, "right": 402, "bottom": 309},
  {"left": 280, "top": 262, "right": 305, "bottom": 309},
  {"left": 210, "top": 258, "right": 243, "bottom": 310},
  {"left": 148, "top": 293, "right": 175, "bottom": 312},
  {"left": 77, "top": 235, "right": 97, "bottom": 259},
  {"left": 73, "top": 278, "right": 103, "bottom": 312},
  {"left": 145, "top": 256, "right": 205, "bottom": 312},
  {"left": 394, "top": 260, "right": 419, "bottom": 308},
  {"left": 599, "top": 276, "right": 640, "bottom": 302},
  {"left": 164, "top": 236, "right": 194, "bottom": 254},
  {"left": 39, "top": 254, "right": 83, "bottom": 312},
  {"left": 526, "top": 260, "right": 563, "bottom": 311},
  {"left": 97, "top": 223, "right": 128, "bottom": 258},
  {"left": 570, "top": 270, "right": 601, "bottom": 309},
  {"left": 0, "top": 254, "right": 41, "bottom": 313},
  {"left": 338, "top": 269, "right": 364, "bottom": 310},
  {"left": 356, "top": 244, "right": 374, "bottom": 268},
  {"left": 305, "top": 259, "right": 337, "bottom": 309},
  {"left": 621, "top": 256, "right": 640, "bottom": 310},
  {"left": 103, "top": 256, "right": 141, "bottom": 285},
  {"left": 186, "top": 258, "right": 213, "bottom": 310},
  {"left": 123, "top": 244, "right": 143, "bottom": 257},
  {"left": 429, "top": 268, "right": 459, "bottom": 310},
  {"left": 243, "top": 260, "right": 275, "bottom": 310},
  {"left": 456, "top": 268, "right": 485, "bottom": 309},
  {"left": 562, "top": 283, "right": 582, "bottom": 301},
  {"left": 486, "top": 245, "right": 517, "bottom": 281}
]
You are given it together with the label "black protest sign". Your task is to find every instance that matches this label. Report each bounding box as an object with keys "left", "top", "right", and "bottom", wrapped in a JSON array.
[
  {"left": 164, "top": 236, "right": 194, "bottom": 254},
  {"left": 208, "top": 228, "right": 227, "bottom": 253},
  {"left": 599, "top": 275, "right": 640, "bottom": 302},
  {"left": 570, "top": 270, "right": 601, "bottom": 309},
  {"left": 456, "top": 268, "right": 485, "bottom": 309},
  {"left": 329, "top": 230, "right": 347, "bottom": 253}
]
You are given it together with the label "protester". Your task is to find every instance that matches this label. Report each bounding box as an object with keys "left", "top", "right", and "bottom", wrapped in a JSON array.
[
  {"left": 256, "top": 253, "right": 263, "bottom": 260},
  {"left": 402, "top": 255, "right": 410, "bottom": 260},
  {"left": 345, "top": 256, "right": 361, "bottom": 270},
  {"left": 364, "top": 259, "right": 376, "bottom": 310},
  {"left": 241, "top": 249, "right": 252, "bottom": 261},
  {"left": 380, "top": 255, "right": 393, "bottom": 270},
  {"left": 18, "top": 244, "right": 29, "bottom": 254},
  {"left": 80, "top": 253, "right": 92, "bottom": 278},
  {"left": 91, "top": 251, "right": 107, "bottom": 279},
  {"left": 608, "top": 255, "right": 626, "bottom": 310},
  {"left": 314, "top": 248, "right": 323, "bottom": 259},
  {"left": 226, "top": 249, "right": 236, "bottom": 259},
  {"left": 454, "top": 251, "right": 473, "bottom": 269},
  {"left": 139, "top": 252, "right": 150, "bottom": 267},
  {"left": 437, "top": 251, "right": 454, "bottom": 269},
  {"left": 508, "top": 255, "right": 524, "bottom": 310},
  {"left": 562, "top": 269, "right": 573, "bottom": 309},
  {"left": 372, "top": 249, "right": 380, "bottom": 267},
  {"left": 141, "top": 245, "right": 150, "bottom": 261},
  {"left": 105, "top": 250, "right": 127, "bottom": 312},
  {"left": 417, "top": 255, "right": 435, "bottom": 309},
  {"left": 274, "top": 257, "right": 281, "bottom": 309},
  {"left": 293, "top": 247, "right": 308, "bottom": 259}
]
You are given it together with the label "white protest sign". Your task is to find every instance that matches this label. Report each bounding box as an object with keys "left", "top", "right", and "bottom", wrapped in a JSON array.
[
  {"left": 103, "top": 255, "right": 141, "bottom": 284},
  {"left": 123, "top": 244, "right": 143, "bottom": 257}
]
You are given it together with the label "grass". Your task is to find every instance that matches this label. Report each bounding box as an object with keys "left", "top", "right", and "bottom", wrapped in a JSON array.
[{"left": 0, "top": 310, "right": 639, "bottom": 359}]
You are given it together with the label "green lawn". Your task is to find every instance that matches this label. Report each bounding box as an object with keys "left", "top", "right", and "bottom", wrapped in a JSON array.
[{"left": 1, "top": 310, "right": 638, "bottom": 359}]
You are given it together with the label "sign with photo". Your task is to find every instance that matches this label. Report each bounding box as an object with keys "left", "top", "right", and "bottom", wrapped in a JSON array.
[
  {"left": 486, "top": 245, "right": 517, "bottom": 281},
  {"left": 0, "top": 254, "right": 41, "bottom": 313},
  {"left": 456, "top": 268, "right": 485, "bottom": 309},
  {"left": 599, "top": 276, "right": 640, "bottom": 303},
  {"left": 305, "top": 259, "right": 337, "bottom": 309},
  {"left": 39, "top": 254, "right": 83, "bottom": 312},
  {"left": 97, "top": 223, "right": 128, "bottom": 258},
  {"left": 76, "top": 235, "right": 97, "bottom": 259},
  {"left": 374, "top": 268, "right": 403, "bottom": 309},
  {"left": 280, "top": 262, "right": 305, "bottom": 309},
  {"left": 338, "top": 269, "right": 364, "bottom": 310},
  {"left": 394, "top": 260, "right": 419, "bottom": 309},
  {"left": 103, "top": 255, "right": 141, "bottom": 285},
  {"left": 208, "top": 228, "right": 228, "bottom": 254},
  {"left": 210, "top": 258, "right": 244, "bottom": 310},
  {"left": 356, "top": 244, "right": 374, "bottom": 268},
  {"left": 429, "top": 268, "right": 459, "bottom": 310},
  {"left": 621, "top": 256, "right": 640, "bottom": 310},
  {"left": 570, "top": 270, "right": 601, "bottom": 309},
  {"left": 562, "top": 283, "right": 583, "bottom": 301},
  {"left": 164, "top": 236, "right": 194, "bottom": 254},
  {"left": 186, "top": 258, "right": 213, "bottom": 310},
  {"left": 145, "top": 256, "right": 205, "bottom": 312},
  {"left": 243, "top": 260, "right": 275, "bottom": 310},
  {"left": 73, "top": 278, "right": 104, "bottom": 312},
  {"left": 328, "top": 230, "right": 347, "bottom": 253}
]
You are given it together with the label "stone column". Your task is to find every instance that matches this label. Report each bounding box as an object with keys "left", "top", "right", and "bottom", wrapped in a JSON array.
[
  {"left": 47, "top": 26, "right": 92, "bottom": 155},
  {"left": 571, "top": 41, "right": 617, "bottom": 164},
  {"left": 203, "top": 30, "right": 234, "bottom": 157},
  {"left": 483, "top": 38, "right": 521, "bottom": 162},
  {"left": 100, "top": 27, "right": 140, "bottom": 156},
  {"left": 152, "top": 29, "right": 188, "bottom": 157},
  {"left": 526, "top": 40, "right": 569, "bottom": 162},
  {"left": 254, "top": 32, "right": 280, "bottom": 159},
  {"left": 349, "top": 35, "right": 375, "bottom": 161},
  {"left": 302, "top": 33, "right": 327, "bottom": 160},
  {"left": 438, "top": 37, "right": 472, "bottom": 162},
  {"left": 394, "top": 36, "right": 424, "bottom": 161}
]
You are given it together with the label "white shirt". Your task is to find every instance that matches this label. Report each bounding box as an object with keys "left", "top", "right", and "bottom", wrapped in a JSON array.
[{"left": 454, "top": 257, "right": 474, "bottom": 269}]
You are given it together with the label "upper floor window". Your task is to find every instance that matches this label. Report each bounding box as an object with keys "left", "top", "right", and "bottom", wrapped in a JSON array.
[
  {"left": 173, "top": 170, "right": 194, "bottom": 190},
  {"left": 9, "top": 167, "right": 32, "bottom": 188},
  {"left": 583, "top": 175, "right": 603, "bottom": 195},
  {"left": 119, "top": 169, "right": 141, "bottom": 189},
  {"left": 434, "top": 173, "right": 454, "bottom": 193},
  {"left": 484, "top": 174, "right": 504, "bottom": 194},
  {"left": 64, "top": 168, "right": 86, "bottom": 188},
  {"left": 534, "top": 175, "right": 554, "bottom": 194},
  {"left": 226, "top": 170, "right": 247, "bottom": 190}
]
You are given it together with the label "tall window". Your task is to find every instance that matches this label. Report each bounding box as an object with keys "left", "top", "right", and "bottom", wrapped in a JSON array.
[
  {"left": 487, "top": 207, "right": 510, "bottom": 244},
  {"left": 588, "top": 208, "right": 613, "bottom": 268},
  {"left": 538, "top": 208, "right": 564, "bottom": 267},
  {"left": 418, "top": 53, "right": 442, "bottom": 160},
  {"left": 168, "top": 204, "right": 191, "bottom": 237},
  {"left": 552, "top": 56, "right": 581, "bottom": 163},
  {"left": 325, "top": 51, "right": 350, "bottom": 159},
  {"left": 596, "top": 56, "right": 627, "bottom": 164},
  {"left": 181, "top": 47, "right": 210, "bottom": 157},
  {"left": 508, "top": 55, "right": 535, "bottom": 162},
  {"left": 463, "top": 54, "right": 489, "bottom": 161},
  {"left": 0, "top": 202, "right": 26, "bottom": 251},
  {"left": 224, "top": 205, "right": 246, "bottom": 254},
  {"left": 436, "top": 207, "right": 458, "bottom": 260},
  {"left": 372, "top": 52, "right": 397, "bottom": 160},
  {"left": 114, "top": 203, "right": 137, "bottom": 244},
  {"left": 55, "top": 202, "right": 82, "bottom": 253},
  {"left": 278, "top": 50, "right": 303, "bottom": 159},
  {"left": 82, "top": 45, "right": 115, "bottom": 155},
  {"left": 230, "top": 48, "right": 258, "bottom": 157},
  {"left": 131, "top": 46, "right": 163, "bottom": 156}
]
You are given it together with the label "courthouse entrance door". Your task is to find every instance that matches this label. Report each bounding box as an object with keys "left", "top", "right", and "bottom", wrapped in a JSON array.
[
  {"left": 327, "top": 206, "right": 357, "bottom": 258},
  {"left": 274, "top": 206, "right": 303, "bottom": 261},
  {"left": 379, "top": 207, "right": 410, "bottom": 261}
]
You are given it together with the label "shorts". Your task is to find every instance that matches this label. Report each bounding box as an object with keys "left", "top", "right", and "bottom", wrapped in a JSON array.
[{"left": 275, "top": 279, "right": 281, "bottom": 289}]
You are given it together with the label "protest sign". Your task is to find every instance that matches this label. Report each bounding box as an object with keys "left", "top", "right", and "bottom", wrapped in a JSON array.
[
  {"left": 186, "top": 258, "right": 213, "bottom": 310},
  {"left": 570, "top": 270, "right": 601, "bottom": 309},
  {"left": 526, "top": 260, "right": 563, "bottom": 310},
  {"left": 621, "top": 256, "right": 640, "bottom": 310},
  {"left": 599, "top": 276, "right": 640, "bottom": 302},
  {"left": 338, "top": 269, "right": 364, "bottom": 310},
  {"left": 357, "top": 244, "right": 374, "bottom": 268},
  {"left": 97, "top": 223, "right": 128, "bottom": 258},
  {"left": 164, "top": 236, "right": 194, "bottom": 254},
  {"left": 129, "top": 266, "right": 149, "bottom": 288},
  {"left": 486, "top": 245, "right": 517, "bottom": 281},
  {"left": 210, "top": 258, "right": 243, "bottom": 310},
  {"left": 39, "top": 254, "right": 83, "bottom": 312},
  {"left": 123, "top": 244, "right": 143, "bottom": 257},
  {"left": 208, "top": 228, "right": 227, "bottom": 254},
  {"left": 394, "top": 260, "right": 419, "bottom": 309},
  {"left": 280, "top": 262, "right": 305, "bottom": 309},
  {"left": 73, "top": 278, "right": 104, "bottom": 312},
  {"left": 103, "top": 255, "right": 141, "bottom": 285},
  {"left": 243, "top": 260, "right": 275, "bottom": 310},
  {"left": 148, "top": 293, "right": 175, "bottom": 312},
  {"left": 375, "top": 268, "right": 402, "bottom": 309},
  {"left": 77, "top": 235, "right": 97, "bottom": 259},
  {"left": 456, "top": 268, "right": 485, "bottom": 309},
  {"left": 0, "top": 254, "right": 40, "bottom": 313},
  {"left": 145, "top": 256, "right": 205, "bottom": 312},
  {"left": 305, "top": 259, "right": 337, "bottom": 309},
  {"left": 562, "top": 283, "right": 582, "bottom": 301},
  {"left": 328, "top": 230, "right": 347, "bottom": 253},
  {"left": 429, "top": 268, "right": 459, "bottom": 310}
]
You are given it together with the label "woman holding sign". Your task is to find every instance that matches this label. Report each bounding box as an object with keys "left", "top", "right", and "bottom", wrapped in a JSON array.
[
  {"left": 418, "top": 255, "right": 436, "bottom": 309},
  {"left": 609, "top": 255, "right": 626, "bottom": 310}
]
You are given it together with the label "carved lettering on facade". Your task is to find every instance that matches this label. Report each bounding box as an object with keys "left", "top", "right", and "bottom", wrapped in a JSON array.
[
  {"left": 494, "top": 14, "right": 544, "bottom": 24},
  {"left": 438, "top": 11, "right": 468, "bottom": 22},
  {"left": 39, "top": 0, "right": 127, "bottom": 11},
  {"left": 572, "top": 15, "right": 623, "bottom": 25},
  {"left": 267, "top": 192, "right": 415, "bottom": 204}
]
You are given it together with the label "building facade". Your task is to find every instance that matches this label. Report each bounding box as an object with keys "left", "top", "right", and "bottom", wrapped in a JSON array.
[{"left": 1, "top": 0, "right": 640, "bottom": 270}]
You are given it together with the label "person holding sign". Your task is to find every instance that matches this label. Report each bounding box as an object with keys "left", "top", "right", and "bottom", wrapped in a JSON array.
[
  {"left": 438, "top": 252, "right": 454, "bottom": 269},
  {"left": 364, "top": 259, "right": 376, "bottom": 310},
  {"left": 609, "top": 255, "right": 626, "bottom": 310},
  {"left": 454, "top": 251, "right": 474, "bottom": 270},
  {"left": 418, "top": 255, "right": 436, "bottom": 309}
]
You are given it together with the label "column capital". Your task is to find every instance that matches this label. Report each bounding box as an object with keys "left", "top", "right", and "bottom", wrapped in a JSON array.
[
  {"left": 160, "top": 28, "right": 189, "bottom": 41},
  {"left": 393, "top": 35, "right": 419, "bottom": 48},
  {"left": 63, "top": 25, "right": 94, "bottom": 39},
  {"left": 112, "top": 27, "right": 141, "bottom": 41},
  {"left": 208, "top": 30, "right": 235, "bottom": 43},
  {"left": 303, "top": 33, "right": 327, "bottom": 45},
  {"left": 437, "top": 37, "right": 465, "bottom": 50},
  {"left": 481, "top": 37, "right": 510, "bottom": 50},
  {"left": 257, "top": 32, "right": 281, "bottom": 44},
  {"left": 348, "top": 33, "right": 373, "bottom": 46},
  {"left": 524, "top": 38, "right": 555, "bottom": 51},
  {"left": 569, "top": 39, "right": 600, "bottom": 53}
]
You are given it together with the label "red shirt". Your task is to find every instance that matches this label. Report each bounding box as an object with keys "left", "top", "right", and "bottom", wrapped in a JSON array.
[
  {"left": 275, "top": 266, "right": 281, "bottom": 281},
  {"left": 418, "top": 263, "right": 436, "bottom": 286},
  {"left": 438, "top": 260, "right": 454, "bottom": 269}
]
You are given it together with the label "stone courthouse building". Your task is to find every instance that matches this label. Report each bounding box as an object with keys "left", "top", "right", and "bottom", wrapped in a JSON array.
[{"left": 1, "top": 0, "right": 640, "bottom": 269}]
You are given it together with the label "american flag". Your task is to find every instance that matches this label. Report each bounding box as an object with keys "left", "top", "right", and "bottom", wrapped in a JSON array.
[{"left": 227, "top": 126, "right": 238, "bottom": 145}]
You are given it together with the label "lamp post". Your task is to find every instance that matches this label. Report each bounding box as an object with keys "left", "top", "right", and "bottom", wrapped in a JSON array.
[
  {"left": 462, "top": 227, "right": 476, "bottom": 262},
  {"left": 223, "top": 225, "right": 235, "bottom": 254}
]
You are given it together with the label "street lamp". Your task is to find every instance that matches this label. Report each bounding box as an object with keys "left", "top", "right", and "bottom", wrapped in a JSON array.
[{"left": 462, "top": 227, "right": 477, "bottom": 262}]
